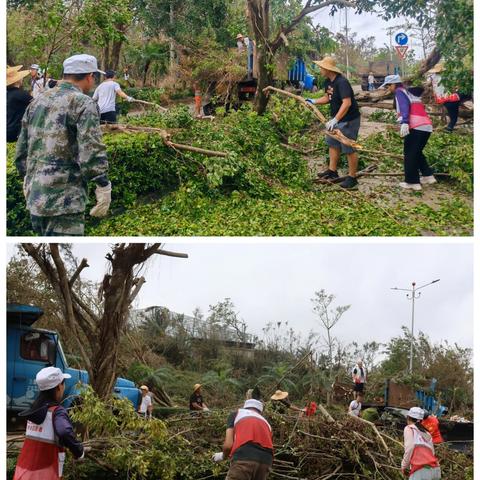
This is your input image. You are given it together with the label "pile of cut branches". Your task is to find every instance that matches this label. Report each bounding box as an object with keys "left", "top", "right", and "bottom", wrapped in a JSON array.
[{"left": 41, "top": 387, "right": 470, "bottom": 480}]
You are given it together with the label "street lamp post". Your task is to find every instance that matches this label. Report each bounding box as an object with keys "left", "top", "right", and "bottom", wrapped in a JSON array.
[{"left": 391, "top": 279, "right": 440, "bottom": 374}]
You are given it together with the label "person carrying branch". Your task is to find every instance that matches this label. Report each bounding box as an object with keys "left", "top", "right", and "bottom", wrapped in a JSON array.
[
  {"left": 13, "top": 367, "right": 88, "bottom": 480},
  {"left": 402, "top": 407, "right": 441, "bottom": 479},
  {"left": 307, "top": 56, "right": 361, "bottom": 189},
  {"left": 15, "top": 54, "right": 111, "bottom": 236},
  {"left": 381, "top": 75, "right": 435, "bottom": 191},
  {"left": 92, "top": 69, "right": 135, "bottom": 124},
  {"left": 212, "top": 398, "right": 273, "bottom": 480}
]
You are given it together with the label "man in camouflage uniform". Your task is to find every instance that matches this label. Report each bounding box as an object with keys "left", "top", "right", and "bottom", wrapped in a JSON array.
[{"left": 15, "top": 54, "right": 111, "bottom": 236}]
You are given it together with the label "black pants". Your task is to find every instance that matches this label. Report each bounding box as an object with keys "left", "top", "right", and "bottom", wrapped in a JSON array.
[
  {"left": 100, "top": 110, "right": 117, "bottom": 124},
  {"left": 403, "top": 129, "right": 433, "bottom": 184},
  {"left": 444, "top": 101, "right": 460, "bottom": 130}
]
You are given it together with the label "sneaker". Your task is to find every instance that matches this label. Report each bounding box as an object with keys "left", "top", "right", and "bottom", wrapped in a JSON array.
[
  {"left": 340, "top": 176, "right": 358, "bottom": 189},
  {"left": 420, "top": 175, "right": 437, "bottom": 185},
  {"left": 399, "top": 182, "right": 422, "bottom": 191},
  {"left": 317, "top": 169, "right": 339, "bottom": 180},
  {"left": 444, "top": 127, "right": 453, "bottom": 133}
]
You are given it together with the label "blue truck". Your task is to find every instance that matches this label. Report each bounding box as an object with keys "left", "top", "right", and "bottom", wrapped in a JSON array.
[{"left": 7, "top": 303, "right": 140, "bottom": 423}]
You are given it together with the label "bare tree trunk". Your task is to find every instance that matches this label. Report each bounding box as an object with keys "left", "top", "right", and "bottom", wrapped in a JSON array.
[
  {"left": 103, "top": 43, "right": 111, "bottom": 71},
  {"left": 22, "top": 243, "right": 187, "bottom": 400},
  {"left": 143, "top": 59, "right": 151, "bottom": 87}
]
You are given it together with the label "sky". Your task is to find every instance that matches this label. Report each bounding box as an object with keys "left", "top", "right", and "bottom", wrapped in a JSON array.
[
  {"left": 309, "top": 5, "right": 424, "bottom": 59},
  {"left": 7, "top": 242, "right": 473, "bottom": 350}
]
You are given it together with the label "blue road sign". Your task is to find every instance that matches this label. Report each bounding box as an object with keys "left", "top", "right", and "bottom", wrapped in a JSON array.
[{"left": 395, "top": 32, "right": 408, "bottom": 46}]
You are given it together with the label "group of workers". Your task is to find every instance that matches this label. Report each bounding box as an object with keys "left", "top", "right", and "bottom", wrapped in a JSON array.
[
  {"left": 305, "top": 56, "right": 460, "bottom": 191},
  {"left": 13, "top": 364, "right": 444, "bottom": 480},
  {"left": 6, "top": 51, "right": 469, "bottom": 238}
]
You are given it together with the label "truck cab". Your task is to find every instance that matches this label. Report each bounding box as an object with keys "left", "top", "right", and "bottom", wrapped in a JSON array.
[{"left": 7, "top": 303, "right": 140, "bottom": 417}]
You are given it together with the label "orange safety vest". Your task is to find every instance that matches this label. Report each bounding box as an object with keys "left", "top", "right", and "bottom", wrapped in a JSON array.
[
  {"left": 230, "top": 408, "right": 273, "bottom": 457},
  {"left": 14, "top": 406, "right": 66, "bottom": 480},
  {"left": 421, "top": 416, "right": 444, "bottom": 444}
]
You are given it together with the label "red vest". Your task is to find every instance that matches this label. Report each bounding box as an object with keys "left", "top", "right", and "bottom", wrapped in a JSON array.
[
  {"left": 406, "top": 425, "right": 439, "bottom": 476},
  {"left": 14, "top": 406, "right": 66, "bottom": 480},
  {"left": 421, "top": 416, "right": 444, "bottom": 444},
  {"left": 397, "top": 88, "right": 432, "bottom": 130},
  {"left": 230, "top": 408, "right": 273, "bottom": 457}
]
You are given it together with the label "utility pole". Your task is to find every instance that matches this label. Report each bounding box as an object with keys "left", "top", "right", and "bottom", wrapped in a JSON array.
[
  {"left": 391, "top": 279, "right": 440, "bottom": 374},
  {"left": 345, "top": 7, "right": 350, "bottom": 79}
]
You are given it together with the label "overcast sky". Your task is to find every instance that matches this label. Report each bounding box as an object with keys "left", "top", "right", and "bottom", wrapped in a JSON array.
[
  {"left": 8, "top": 242, "right": 473, "bottom": 350},
  {"left": 309, "top": 5, "right": 424, "bottom": 59}
]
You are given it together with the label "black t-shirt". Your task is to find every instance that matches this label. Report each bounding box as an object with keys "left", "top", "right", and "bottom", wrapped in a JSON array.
[
  {"left": 227, "top": 410, "right": 273, "bottom": 465},
  {"left": 7, "top": 87, "right": 32, "bottom": 142},
  {"left": 189, "top": 393, "right": 203, "bottom": 410},
  {"left": 324, "top": 74, "right": 360, "bottom": 122}
]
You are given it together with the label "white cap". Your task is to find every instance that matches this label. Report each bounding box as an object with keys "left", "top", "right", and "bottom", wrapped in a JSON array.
[
  {"left": 244, "top": 399, "right": 264, "bottom": 412},
  {"left": 407, "top": 407, "right": 425, "bottom": 420},
  {"left": 380, "top": 74, "right": 402, "bottom": 88},
  {"left": 63, "top": 54, "right": 105, "bottom": 75},
  {"left": 36, "top": 367, "right": 71, "bottom": 391},
  {"left": 30, "top": 64, "right": 40, "bottom": 70}
]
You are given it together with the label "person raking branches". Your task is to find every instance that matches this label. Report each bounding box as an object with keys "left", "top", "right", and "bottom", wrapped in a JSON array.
[{"left": 307, "top": 56, "right": 361, "bottom": 189}]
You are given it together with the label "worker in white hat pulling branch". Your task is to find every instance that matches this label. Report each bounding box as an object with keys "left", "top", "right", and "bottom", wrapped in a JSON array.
[
  {"left": 137, "top": 385, "right": 153, "bottom": 419},
  {"left": 13, "top": 367, "right": 89, "bottom": 479},
  {"left": 212, "top": 396, "right": 273, "bottom": 480}
]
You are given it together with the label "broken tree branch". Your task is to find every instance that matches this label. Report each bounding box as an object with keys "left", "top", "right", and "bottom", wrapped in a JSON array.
[
  {"left": 263, "top": 86, "right": 362, "bottom": 150},
  {"left": 69, "top": 258, "right": 89, "bottom": 287},
  {"left": 101, "top": 124, "right": 229, "bottom": 158}
]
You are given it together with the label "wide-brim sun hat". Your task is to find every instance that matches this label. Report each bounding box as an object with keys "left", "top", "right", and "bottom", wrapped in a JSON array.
[
  {"left": 7, "top": 66, "right": 30, "bottom": 86},
  {"left": 427, "top": 63, "right": 445, "bottom": 74},
  {"left": 271, "top": 390, "right": 289, "bottom": 401},
  {"left": 380, "top": 74, "right": 403, "bottom": 89},
  {"left": 407, "top": 406, "right": 425, "bottom": 420},
  {"left": 140, "top": 385, "right": 149, "bottom": 391},
  {"left": 193, "top": 383, "right": 202, "bottom": 392},
  {"left": 313, "top": 56, "right": 342, "bottom": 74},
  {"left": 236, "top": 33, "right": 244, "bottom": 39}
]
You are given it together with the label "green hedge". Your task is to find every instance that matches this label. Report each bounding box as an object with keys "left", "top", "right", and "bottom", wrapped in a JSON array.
[
  {"left": 7, "top": 106, "right": 313, "bottom": 236},
  {"left": 7, "top": 133, "right": 195, "bottom": 236}
]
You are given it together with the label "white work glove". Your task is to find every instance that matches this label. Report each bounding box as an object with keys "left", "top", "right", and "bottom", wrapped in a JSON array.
[
  {"left": 203, "top": 406, "right": 210, "bottom": 411},
  {"left": 212, "top": 452, "right": 224, "bottom": 463},
  {"left": 90, "top": 182, "right": 112, "bottom": 217},
  {"left": 325, "top": 117, "right": 339, "bottom": 131},
  {"left": 127, "top": 96, "right": 134, "bottom": 102},
  {"left": 306, "top": 98, "right": 315, "bottom": 104},
  {"left": 400, "top": 123, "right": 410, "bottom": 137}
]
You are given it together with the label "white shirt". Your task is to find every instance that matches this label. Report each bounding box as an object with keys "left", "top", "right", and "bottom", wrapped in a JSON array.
[
  {"left": 349, "top": 400, "right": 362, "bottom": 416},
  {"left": 92, "top": 80, "right": 121, "bottom": 114},
  {"left": 139, "top": 394, "right": 152, "bottom": 414},
  {"left": 368, "top": 75, "right": 374, "bottom": 84}
]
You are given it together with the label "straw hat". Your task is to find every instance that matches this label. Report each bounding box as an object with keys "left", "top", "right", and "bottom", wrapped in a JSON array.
[
  {"left": 8, "top": 65, "right": 24, "bottom": 72},
  {"left": 7, "top": 66, "right": 30, "bottom": 87},
  {"left": 313, "top": 56, "right": 342, "bottom": 74},
  {"left": 193, "top": 383, "right": 202, "bottom": 392},
  {"left": 140, "top": 385, "right": 149, "bottom": 391},
  {"left": 427, "top": 63, "right": 444, "bottom": 74},
  {"left": 271, "top": 390, "right": 289, "bottom": 401},
  {"left": 236, "top": 33, "right": 244, "bottom": 40}
]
